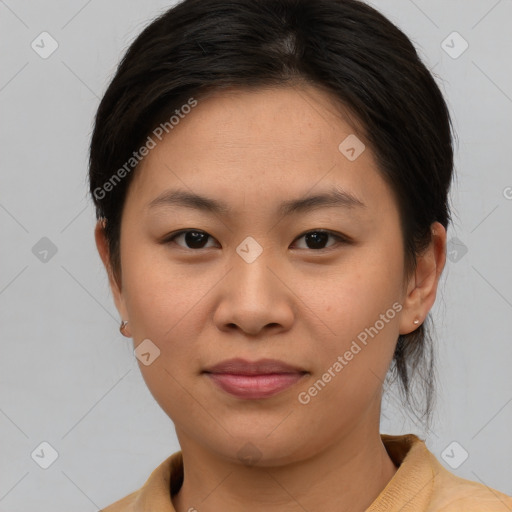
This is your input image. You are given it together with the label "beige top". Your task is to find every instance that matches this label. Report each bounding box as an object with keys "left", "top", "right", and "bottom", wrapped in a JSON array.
[{"left": 100, "top": 434, "right": 512, "bottom": 511}]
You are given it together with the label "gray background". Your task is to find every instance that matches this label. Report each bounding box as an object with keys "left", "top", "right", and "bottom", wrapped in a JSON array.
[{"left": 1, "top": 0, "right": 511, "bottom": 510}]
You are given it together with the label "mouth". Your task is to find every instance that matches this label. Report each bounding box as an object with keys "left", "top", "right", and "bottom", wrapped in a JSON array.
[{"left": 202, "top": 358, "right": 309, "bottom": 399}]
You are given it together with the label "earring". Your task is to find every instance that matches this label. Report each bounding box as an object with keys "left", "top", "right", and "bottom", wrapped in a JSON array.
[
  {"left": 413, "top": 319, "right": 420, "bottom": 325},
  {"left": 120, "top": 320, "right": 130, "bottom": 337}
]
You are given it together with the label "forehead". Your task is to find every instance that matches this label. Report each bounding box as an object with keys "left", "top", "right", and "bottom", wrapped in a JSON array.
[{"left": 125, "top": 85, "right": 395, "bottom": 221}]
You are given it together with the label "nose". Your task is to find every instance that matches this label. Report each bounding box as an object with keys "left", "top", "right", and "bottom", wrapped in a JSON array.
[{"left": 213, "top": 249, "right": 295, "bottom": 338}]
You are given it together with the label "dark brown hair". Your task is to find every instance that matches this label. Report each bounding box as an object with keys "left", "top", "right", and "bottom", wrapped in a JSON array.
[{"left": 88, "top": 0, "right": 455, "bottom": 426}]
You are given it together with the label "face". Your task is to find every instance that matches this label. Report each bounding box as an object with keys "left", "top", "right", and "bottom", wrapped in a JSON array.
[{"left": 96, "top": 84, "right": 439, "bottom": 465}]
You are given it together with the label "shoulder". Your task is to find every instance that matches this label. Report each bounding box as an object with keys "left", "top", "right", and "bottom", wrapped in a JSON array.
[
  {"left": 426, "top": 449, "right": 512, "bottom": 511},
  {"left": 377, "top": 434, "right": 512, "bottom": 512},
  {"left": 98, "top": 450, "right": 182, "bottom": 511}
]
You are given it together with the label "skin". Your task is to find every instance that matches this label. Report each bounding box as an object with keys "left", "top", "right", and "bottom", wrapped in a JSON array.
[{"left": 95, "top": 84, "right": 446, "bottom": 512}]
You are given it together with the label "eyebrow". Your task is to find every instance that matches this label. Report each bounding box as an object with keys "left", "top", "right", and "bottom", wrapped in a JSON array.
[{"left": 146, "top": 187, "right": 366, "bottom": 217}]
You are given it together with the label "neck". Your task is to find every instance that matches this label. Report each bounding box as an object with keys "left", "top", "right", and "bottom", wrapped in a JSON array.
[{"left": 172, "top": 423, "right": 398, "bottom": 512}]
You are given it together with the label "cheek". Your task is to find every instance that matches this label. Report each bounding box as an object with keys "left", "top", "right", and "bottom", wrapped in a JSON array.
[
  {"left": 121, "top": 241, "right": 199, "bottom": 326},
  {"left": 318, "top": 247, "right": 403, "bottom": 331},
  {"left": 120, "top": 249, "right": 209, "bottom": 418},
  {"left": 119, "top": 246, "right": 210, "bottom": 379},
  {"left": 301, "top": 236, "right": 404, "bottom": 380}
]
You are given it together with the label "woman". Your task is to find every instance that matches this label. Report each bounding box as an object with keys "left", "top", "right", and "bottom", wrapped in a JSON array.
[{"left": 90, "top": 0, "right": 512, "bottom": 510}]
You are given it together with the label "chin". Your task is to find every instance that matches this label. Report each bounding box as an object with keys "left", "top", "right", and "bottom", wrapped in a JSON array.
[{"left": 204, "top": 430, "right": 312, "bottom": 467}]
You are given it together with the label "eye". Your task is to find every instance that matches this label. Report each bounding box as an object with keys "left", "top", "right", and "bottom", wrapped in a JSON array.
[
  {"left": 164, "top": 230, "right": 218, "bottom": 250},
  {"left": 163, "top": 229, "right": 350, "bottom": 251},
  {"left": 291, "top": 230, "right": 348, "bottom": 251}
]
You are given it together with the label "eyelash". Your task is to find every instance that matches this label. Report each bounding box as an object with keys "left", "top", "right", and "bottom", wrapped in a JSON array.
[{"left": 162, "top": 229, "right": 351, "bottom": 252}]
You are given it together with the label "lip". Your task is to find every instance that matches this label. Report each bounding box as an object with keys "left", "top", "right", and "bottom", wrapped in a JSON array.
[{"left": 203, "top": 358, "right": 308, "bottom": 399}]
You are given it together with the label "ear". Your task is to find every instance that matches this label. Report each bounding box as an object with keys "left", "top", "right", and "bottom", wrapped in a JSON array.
[
  {"left": 94, "top": 219, "right": 129, "bottom": 324},
  {"left": 399, "top": 221, "right": 447, "bottom": 335}
]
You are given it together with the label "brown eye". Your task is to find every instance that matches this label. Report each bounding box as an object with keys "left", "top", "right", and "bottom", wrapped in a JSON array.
[
  {"left": 164, "top": 229, "right": 349, "bottom": 252},
  {"left": 292, "top": 230, "right": 348, "bottom": 251},
  {"left": 165, "top": 230, "right": 218, "bottom": 250}
]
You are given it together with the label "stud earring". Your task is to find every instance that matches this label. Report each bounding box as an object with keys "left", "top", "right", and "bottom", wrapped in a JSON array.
[
  {"left": 120, "top": 320, "right": 130, "bottom": 337},
  {"left": 413, "top": 319, "right": 420, "bottom": 325}
]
